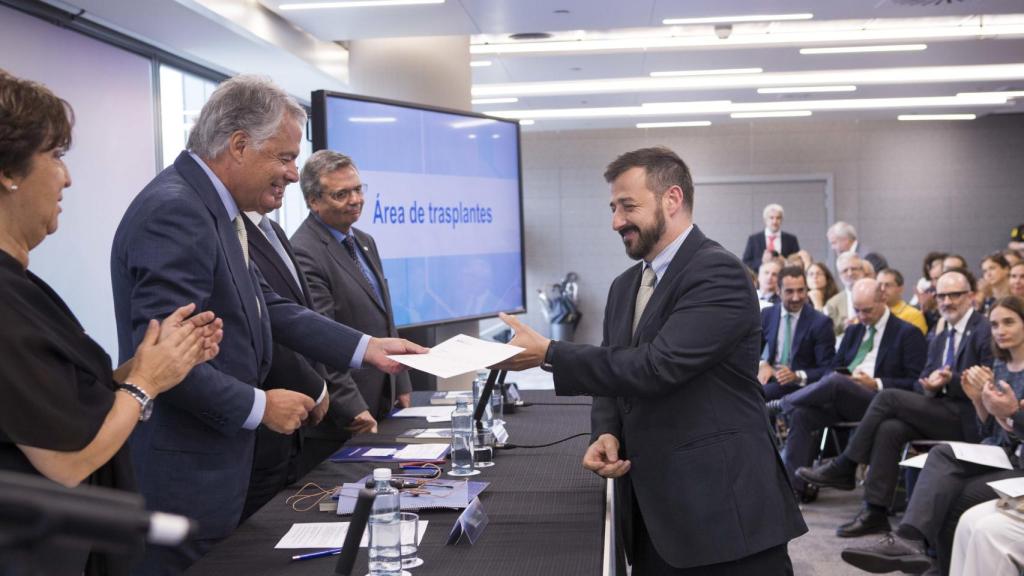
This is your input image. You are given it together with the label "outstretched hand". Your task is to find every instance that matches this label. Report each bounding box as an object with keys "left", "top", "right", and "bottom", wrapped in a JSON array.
[{"left": 491, "top": 312, "right": 550, "bottom": 371}]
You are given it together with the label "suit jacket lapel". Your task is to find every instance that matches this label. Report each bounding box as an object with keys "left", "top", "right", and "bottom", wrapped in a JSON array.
[
  {"left": 955, "top": 312, "right": 981, "bottom": 364},
  {"left": 791, "top": 305, "right": 813, "bottom": 356},
  {"left": 174, "top": 152, "right": 264, "bottom": 360},
  {"left": 244, "top": 216, "right": 304, "bottom": 304},
  {"left": 765, "top": 308, "right": 781, "bottom": 363},
  {"left": 310, "top": 218, "right": 387, "bottom": 314},
  {"left": 352, "top": 228, "right": 390, "bottom": 315},
  {"left": 874, "top": 320, "right": 897, "bottom": 371},
  {"left": 273, "top": 221, "right": 314, "bottom": 307},
  {"left": 631, "top": 225, "right": 707, "bottom": 345}
]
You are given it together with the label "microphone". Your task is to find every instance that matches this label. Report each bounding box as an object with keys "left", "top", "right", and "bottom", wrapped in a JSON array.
[
  {"left": 0, "top": 470, "right": 195, "bottom": 555},
  {"left": 472, "top": 369, "right": 504, "bottom": 430},
  {"left": 334, "top": 488, "right": 376, "bottom": 576}
]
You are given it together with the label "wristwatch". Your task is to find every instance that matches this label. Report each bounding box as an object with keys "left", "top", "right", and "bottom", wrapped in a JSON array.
[
  {"left": 118, "top": 382, "right": 154, "bottom": 422},
  {"left": 540, "top": 343, "right": 555, "bottom": 373}
]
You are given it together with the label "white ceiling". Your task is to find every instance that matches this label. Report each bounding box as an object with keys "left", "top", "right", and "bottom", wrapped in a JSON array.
[{"left": 258, "top": 0, "right": 1024, "bottom": 130}]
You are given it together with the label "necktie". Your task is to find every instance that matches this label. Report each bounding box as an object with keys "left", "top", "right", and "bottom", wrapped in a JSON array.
[
  {"left": 258, "top": 217, "right": 301, "bottom": 289},
  {"left": 767, "top": 234, "right": 776, "bottom": 252},
  {"left": 944, "top": 327, "right": 957, "bottom": 368},
  {"left": 233, "top": 215, "right": 249, "bottom": 266},
  {"left": 342, "top": 235, "right": 383, "bottom": 305},
  {"left": 632, "top": 265, "right": 656, "bottom": 335},
  {"left": 848, "top": 324, "right": 876, "bottom": 372},
  {"left": 781, "top": 313, "right": 793, "bottom": 366}
]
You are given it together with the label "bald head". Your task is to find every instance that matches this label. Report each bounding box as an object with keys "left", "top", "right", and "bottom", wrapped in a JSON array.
[{"left": 852, "top": 278, "right": 885, "bottom": 326}]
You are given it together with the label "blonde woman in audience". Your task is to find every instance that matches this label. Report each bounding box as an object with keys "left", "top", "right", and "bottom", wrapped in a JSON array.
[{"left": 806, "top": 261, "right": 838, "bottom": 311}]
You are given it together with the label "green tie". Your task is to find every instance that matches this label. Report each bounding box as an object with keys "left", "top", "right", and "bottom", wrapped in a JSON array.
[
  {"left": 780, "top": 313, "right": 793, "bottom": 366},
  {"left": 848, "top": 325, "right": 876, "bottom": 372}
]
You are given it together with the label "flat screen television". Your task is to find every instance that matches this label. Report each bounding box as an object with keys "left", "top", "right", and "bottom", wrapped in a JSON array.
[{"left": 311, "top": 90, "right": 525, "bottom": 329}]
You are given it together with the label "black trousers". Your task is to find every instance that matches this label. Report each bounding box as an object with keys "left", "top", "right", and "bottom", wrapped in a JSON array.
[
  {"left": 781, "top": 374, "right": 876, "bottom": 491},
  {"left": 843, "top": 389, "right": 963, "bottom": 507},
  {"left": 241, "top": 427, "right": 303, "bottom": 522},
  {"left": 900, "top": 444, "right": 1023, "bottom": 575}
]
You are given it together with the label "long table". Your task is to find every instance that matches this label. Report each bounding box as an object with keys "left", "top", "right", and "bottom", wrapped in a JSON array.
[{"left": 185, "top": 390, "right": 607, "bottom": 576}]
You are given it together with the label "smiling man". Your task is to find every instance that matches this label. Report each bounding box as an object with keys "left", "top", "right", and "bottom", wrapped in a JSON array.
[
  {"left": 496, "top": 147, "right": 806, "bottom": 575},
  {"left": 111, "top": 76, "right": 424, "bottom": 574}
]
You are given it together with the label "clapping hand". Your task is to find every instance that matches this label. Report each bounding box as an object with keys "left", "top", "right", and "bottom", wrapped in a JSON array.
[{"left": 982, "top": 380, "right": 1020, "bottom": 432}]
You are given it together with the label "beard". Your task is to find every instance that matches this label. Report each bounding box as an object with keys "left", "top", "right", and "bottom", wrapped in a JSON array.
[{"left": 620, "top": 206, "right": 666, "bottom": 260}]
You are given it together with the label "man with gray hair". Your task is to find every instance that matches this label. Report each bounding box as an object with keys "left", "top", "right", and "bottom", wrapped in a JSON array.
[
  {"left": 827, "top": 220, "right": 859, "bottom": 256},
  {"left": 742, "top": 203, "right": 801, "bottom": 271},
  {"left": 111, "top": 75, "right": 424, "bottom": 574},
  {"left": 290, "top": 150, "right": 413, "bottom": 473},
  {"left": 825, "top": 252, "right": 866, "bottom": 339}
]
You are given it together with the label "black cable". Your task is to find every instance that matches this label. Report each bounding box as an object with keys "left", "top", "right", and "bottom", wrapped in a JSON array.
[
  {"left": 520, "top": 402, "right": 591, "bottom": 407},
  {"left": 499, "top": 432, "right": 589, "bottom": 450}
]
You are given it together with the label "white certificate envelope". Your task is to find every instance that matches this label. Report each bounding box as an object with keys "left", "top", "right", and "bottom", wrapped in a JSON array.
[
  {"left": 388, "top": 334, "right": 524, "bottom": 379},
  {"left": 946, "top": 442, "right": 1014, "bottom": 470},
  {"left": 988, "top": 477, "right": 1024, "bottom": 499}
]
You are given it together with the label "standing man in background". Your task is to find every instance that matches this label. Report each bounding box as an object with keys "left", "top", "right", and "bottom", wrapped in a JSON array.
[
  {"left": 291, "top": 150, "right": 413, "bottom": 474},
  {"left": 743, "top": 203, "right": 800, "bottom": 272},
  {"left": 111, "top": 76, "right": 423, "bottom": 574},
  {"left": 498, "top": 147, "right": 806, "bottom": 575}
]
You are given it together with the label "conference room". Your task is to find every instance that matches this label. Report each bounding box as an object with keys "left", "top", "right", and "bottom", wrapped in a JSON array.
[{"left": 2, "top": 1, "right": 1024, "bottom": 575}]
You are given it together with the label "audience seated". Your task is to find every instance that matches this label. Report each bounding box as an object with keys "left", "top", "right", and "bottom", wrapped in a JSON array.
[
  {"left": 913, "top": 251, "right": 947, "bottom": 335},
  {"left": 1010, "top": 261, "right": 1024, "bottom": 298},
  {"left": 825, "top": 252, "right": 866, "bottom": 339},
  {"left": 979, "top": 252, "right": 1012, "bottom": 314},
  {"left": 779, "top": 278, "right": 927, "bottom": 502},
  {"left": 758, "top": 266, "right": 836, "bottom": 401},
  {"left": 838, "top": 296, "right": 1023, "bottom": 575},
  {"left": 864, "top": 252, "right": 889, "bottom": 277},
  {"left": 949, "top": 500, "right": 1024, "bottom": 576},
  {"left": 807, "top": 261, "right": 839, "bottom": 312},
  {"left": 742, "top": 203, "right": 800, "bottom": 271},
  {"left": 878, "top": 268, "right": 928, "bottom": 335},
  {"left": 798, "top": 269, "right": 992, "bottom": 541},
  {"left": 827, "top": 221, "right": 861, "bottom": 257},
  {"left": 757, "top": 259, "right": 783, "bottom": 308}
]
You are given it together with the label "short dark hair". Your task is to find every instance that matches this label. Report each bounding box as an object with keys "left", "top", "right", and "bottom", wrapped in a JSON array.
[
  {"left": 777, "top": 266, "right": 807, "bottom": 290},
  {"left": 923, "top": 251, "right": 947, "bottom": 278},
  {"left": 990, "top": 296, "right": 1024, "bottom": 362},
  {"left": 604, "top": 146, "right": 694, "bottom": 212},
  {"left": 982, "top": 252, "right": 1010, "bottom": 270},
  {"left": 878, "top": 268, "right": 905, "bottom": 287},
  {"left": 0, "top": 70, "right": 73, "bottom": 179},
  {"left": 945, "top": 253, "right": 968, "bottom": 269},
  {"left": 939, "top": 267, "right": 977, "bottom": 292}
]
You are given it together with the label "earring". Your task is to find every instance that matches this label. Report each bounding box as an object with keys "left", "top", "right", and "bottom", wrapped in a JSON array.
[{"left": 8, "top": 185, "right": 16, "bottom": 191}]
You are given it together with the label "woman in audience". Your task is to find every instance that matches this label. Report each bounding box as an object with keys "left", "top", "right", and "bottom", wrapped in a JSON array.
[
  {"left": 979, "top": 252, "right": 1012, "bottom": 314},
  {"left": 839, "top": 295, "right": 1024, "bottom": 575},
  {"left": 806, "top": 261, "right": 838, "bottom": 311},
  {"left": 1009, "top": 260, "right": 1024, "bottom": 298},
  {"left": 0, "top": 71, "right": 222, "bottom": 575}
]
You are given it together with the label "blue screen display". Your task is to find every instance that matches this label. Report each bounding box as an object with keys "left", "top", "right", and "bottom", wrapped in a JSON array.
[{"left": 320, "top": 95, "right": 524, "bottom": 327}]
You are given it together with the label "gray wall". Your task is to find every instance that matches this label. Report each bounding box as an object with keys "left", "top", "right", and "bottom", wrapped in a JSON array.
[{"left": 521, "top": 115, "right": 1024, "bottom": 345}]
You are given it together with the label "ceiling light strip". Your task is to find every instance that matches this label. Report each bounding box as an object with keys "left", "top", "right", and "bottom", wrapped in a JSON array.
[
  {"left": 650, "top": 67, "right": 763, "bottom": 77},
  {"left": 471, "top": 97, "right": 519, "bottom": 105},
  {"left": 636, "top": 121, "right": 712, "bottom": 128},
  {"left": 662, "top": 13, "right": 813, "bottom": 25},
  {"left": 757, "top": 85, "right": 857, "bottom": 94},
  {"left": 280, "top": 0, "right": 444, "bottom": 9},
  {"left": 800, "top": 44, "right": 927, "bottom": 55},
  {"left": 731, "top": 111, "right": 812, "bottom": 118},
  {"left": 470, "top": 60, "right": 493, "bottom": 67},
  {"left": 897, "top": 114, "right": 977, "bottom": 121}
]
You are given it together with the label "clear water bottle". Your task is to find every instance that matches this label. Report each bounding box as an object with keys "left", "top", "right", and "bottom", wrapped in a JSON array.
[
  {"left": 449, "top": 398, "right": 476, "bottom": 476},
  {"left": 471, "top": 374, "right": 493, "bottom": 431},
  {"left": 368, "top": 468, "right": 402, "bottom": 576}
]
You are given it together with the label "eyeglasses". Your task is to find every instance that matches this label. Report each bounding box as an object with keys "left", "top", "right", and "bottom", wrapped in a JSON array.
[
  {"left": 935, "top": 291, "right": 969, "bottom": 301},
  {"left": 326, "top": 183, "right": 367, "bottom": 202}
]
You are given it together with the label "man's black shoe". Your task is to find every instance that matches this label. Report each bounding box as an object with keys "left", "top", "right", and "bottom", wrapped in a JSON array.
[
  {"left": 840, "top": 533, "right": 933, "bottom": 573},
  {"left": 796, "top": 461, "right": 856, "bottom": 491},
  {"left": 793, "top": 483, "right": 818, "bottom": 504},
  {"left": 836, "top": 508, "right": 892, "bottom": 538}
]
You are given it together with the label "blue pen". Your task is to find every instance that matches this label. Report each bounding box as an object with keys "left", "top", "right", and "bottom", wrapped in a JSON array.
[{"left": 291, "top": 547, "right": 343, "bottom": 561}]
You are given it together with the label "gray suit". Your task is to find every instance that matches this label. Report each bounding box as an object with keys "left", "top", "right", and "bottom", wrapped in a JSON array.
[
  {"left": 291, "top": 213, "right": 411, "bottom": 467},
  {"left": 824, "top": 289, "right": 849, "bottom": 339}
]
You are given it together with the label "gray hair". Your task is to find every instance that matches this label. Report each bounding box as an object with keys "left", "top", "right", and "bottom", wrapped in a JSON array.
[
  {"left": 762, "top": 203, "right": 784, "bottom": 219},
  {"left": 827, "top": 221, "right": 858, "bottom": 241},
  {"left": 300, "top": 149, "right": 357, "bottom": 206},
  {"left": 837, "top": 251, "right": 862, "bottom": 269},
  {"left": 187, "top": 75, "right": 306, "bottom": 159}
]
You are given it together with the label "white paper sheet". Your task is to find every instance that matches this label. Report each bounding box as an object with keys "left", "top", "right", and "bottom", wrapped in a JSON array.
[
  {"left": 275, "top": 521, "right": 428, "bottom": 549},
  {"left": 392, "top": 406, "right": 456, "bottom": 420},
  {"left": 946, "top": 441, "right": 1014, "bottom": 470},
  {"left": 988, "top": 477, "right": 1024, "bottom": 499},
  {"left": 363, "top": 448, "right": 396, "bottom": 457},
  {"left": 388, "top": 334, "right": 524, "bottom": 379},
  {"left": 393, "top": 443, "right": 449, "bottom": 460},
  {"left": 899, "top": 453, "right": 929, "bottom": 469}
]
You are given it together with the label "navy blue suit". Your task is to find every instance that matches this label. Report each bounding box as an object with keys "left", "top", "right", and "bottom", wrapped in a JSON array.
[
  {"left": 780, "top": 314, "right": 927, "bottom": 491},
  {"left": 840, "top": 309, "right": 993, "bottom": 507},
  {"left": 760, "top": 303, "right": 836, "bottom": 400},
  {"left": 111, "top": 152, "right": 364, "bottom": 574},
  {"left": 742, "top": 230, "right": 799, "bottom": 272}
]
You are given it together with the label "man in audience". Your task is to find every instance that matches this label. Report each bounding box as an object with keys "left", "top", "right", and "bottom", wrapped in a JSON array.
[
  {"left": 877, "top": 268, "right": 928, "bottom": 335},
  {"left": 757, "top": 259, "right": 783, "bottom": 307},
  {"left": 779, "top": 278, "right": 927, "bottom": 503},
  {"left": 864, "top": 253, "right": 888, "bottom": 278},
  {"left": 827, "top": 221, "right": 860, "bottom": 256},
  {"left": 291, "top": 150, "right": 413, "bottom": 474},
  {"left": 825, "top": 252, "right": 866, "bottom": 338},
  {"left": 943, "top": 253, "right": 968, "bottom": 272},
  {"left": 797, "top": 269, "right": 991, "bottom": 538},
  {"left": 742, "top": 203, "right": 800, "bottom": 271},
  {"left": 759, "top": 266, "right": 836, "bottom": 401},
  {"left": 861, "top": 259, "right": 876, "bottom": 279}
]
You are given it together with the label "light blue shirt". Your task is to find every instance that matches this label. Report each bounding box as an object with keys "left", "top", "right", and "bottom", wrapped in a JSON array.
[
  {"left": 188, "top": 153, "right": 367, "bottom": 429},
  {"left": 645, "top": 224, "right": 694, "bottom": 287}
]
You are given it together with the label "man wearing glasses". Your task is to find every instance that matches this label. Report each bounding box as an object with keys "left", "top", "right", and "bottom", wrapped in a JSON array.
[
  {"left": 291, "top": 150, "right": 413, "bottom": 474},
  {"left": 799, "top": 268, "right": 992, "bottom": 538}
]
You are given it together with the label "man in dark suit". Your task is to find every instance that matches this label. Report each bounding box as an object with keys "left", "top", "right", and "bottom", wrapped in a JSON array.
[
  {"left": 742, "top": 203, "right": 800, "bottom": 271},
  {"left": 498, "top": 147, "right": 806, "bottom": 574},
  {"left": 291, "top": 150, "right": 413, "bottom": 474},
  {"left": 758, "top": 266, "right": 836, "bottom": 401},
  {"left": 798, "top": 268, "right": 992, "bottom": 537},
  {"left": 756, "top": 259, "right": 783, "bottom": 307},
  {"left": 110, "top": 76, "right": 423, "bottom": 574},
  {"left": 779, "top": 278, "right": 927, "bottom": 503}
]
